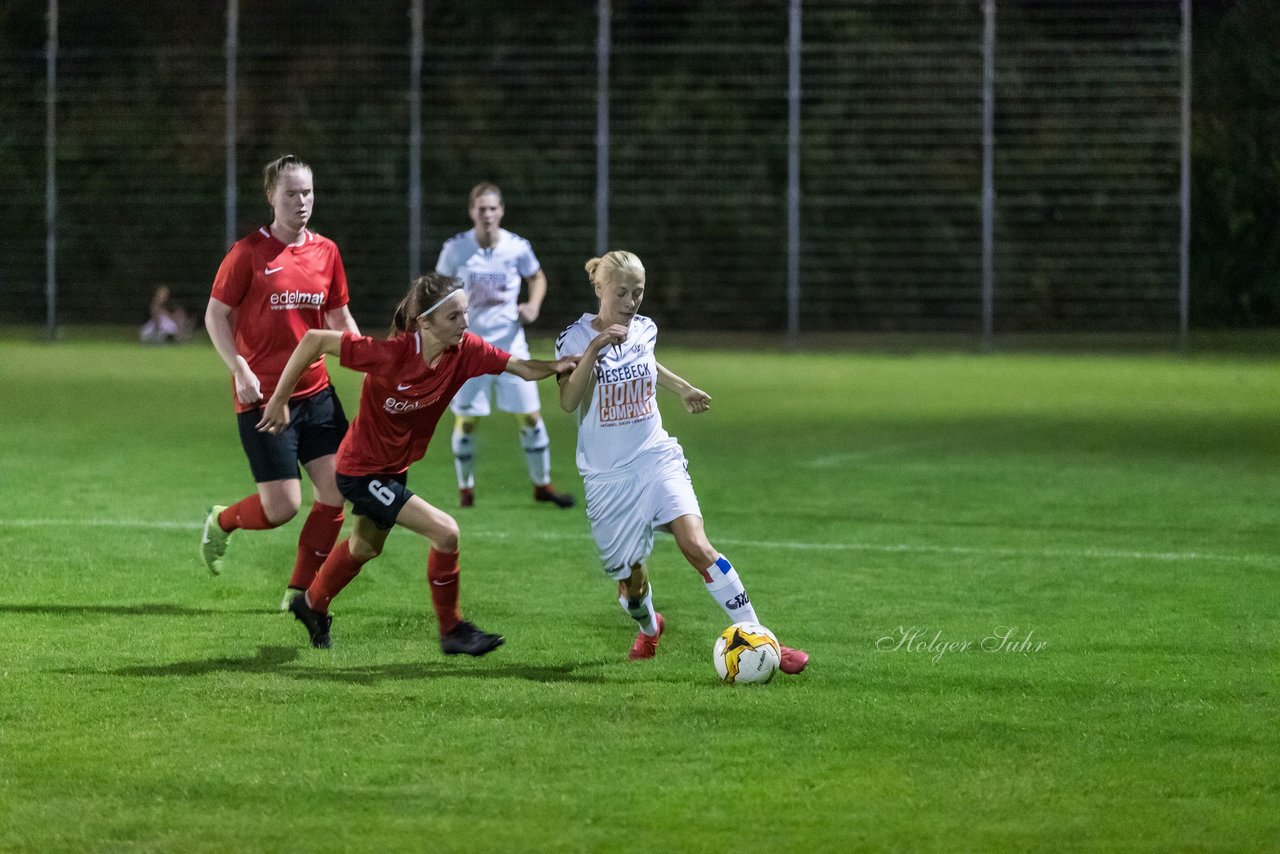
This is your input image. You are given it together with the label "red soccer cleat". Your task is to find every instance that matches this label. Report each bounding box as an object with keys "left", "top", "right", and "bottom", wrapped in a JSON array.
[
  {"left": 533, "top": 483, "right": 576, "bottom": 508},
  {"left": 459, "top": 487, "right": 475, "bottom": 508},
  {"left": 779, "top": 645, "right": 810, "bottom": 674},
  {"left": 628, "top": 612, "right": 665, "bottom": 660}
]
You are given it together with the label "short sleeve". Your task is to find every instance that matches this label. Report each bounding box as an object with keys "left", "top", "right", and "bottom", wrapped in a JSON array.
[
  {"left": 340, "top": 331, "right": 406, "bottom": 377},
  {"left": 210, "top": 241, "right": 253, "bottom": 307},
  {"left": 462, "top": 333, "right": 512, "bottom": 377},
  {"left": 555, "top": 322, "right": 588, "bottom": 359},
  {"left": 517, "top": 241, "right": 541, "bottom": 279},
  {"left": 434, "top": 241, "right": 456, "bottom": 277},
  {"left": 326, "top": 245, "right": 350, "bottom": 311}
]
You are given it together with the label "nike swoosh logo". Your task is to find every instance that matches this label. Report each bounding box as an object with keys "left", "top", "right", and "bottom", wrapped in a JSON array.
[
  {"left": 264, "top": 266, "right": 284, "bottom": 275},
  {"left": 431, "top": 579, "right": 455, "bottom": 587},
  {"left": 396, "top": 383, "right": 413, "bottom": 391}
]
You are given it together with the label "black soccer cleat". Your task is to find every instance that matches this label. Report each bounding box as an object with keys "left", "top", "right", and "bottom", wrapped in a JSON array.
[
  {"left": 288, "top": 593, "right": 333, "bottom": 649},
  {"left": 533, "top": 484, "right": 576, "bottom": 509},
  {"left": 440, "top": 620, "right": 505, "bottom": 657}
]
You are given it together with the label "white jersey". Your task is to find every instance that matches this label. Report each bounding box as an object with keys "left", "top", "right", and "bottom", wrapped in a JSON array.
[
  {"left": 435, "top": 227, "right": 540, "bottom": 340},
  {"left": 555, "top": 313, "right": 677, "bottom": 476}
]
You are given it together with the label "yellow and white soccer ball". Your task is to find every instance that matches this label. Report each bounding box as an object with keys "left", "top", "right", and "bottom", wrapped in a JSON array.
[{"left": 713, "top": 622, "right": 781, "bottom": 684}]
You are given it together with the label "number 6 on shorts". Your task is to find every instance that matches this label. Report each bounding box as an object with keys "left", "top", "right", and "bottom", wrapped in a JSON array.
[{"left": 368, "top": 479, "right": 396, "bottom": 506}]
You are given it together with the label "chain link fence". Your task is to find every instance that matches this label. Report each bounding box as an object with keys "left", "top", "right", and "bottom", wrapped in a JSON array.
[{"left": 1, "top": 0, "right": 1187, "bottom": 339}]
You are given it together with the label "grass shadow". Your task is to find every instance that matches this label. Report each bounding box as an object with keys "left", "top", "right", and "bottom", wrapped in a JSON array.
[
  {"left": 108, "top": 645, "right": 301, "bottom": 676},
  {"left": 72, "top": 646, "right": 609, "bottom": 685},
  {"left": 286, "top": 660, "right": 609, "bottom": 685}
]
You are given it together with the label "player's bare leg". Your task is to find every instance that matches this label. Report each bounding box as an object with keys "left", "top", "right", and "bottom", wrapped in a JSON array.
[
  {"left": 201, "top": 478, "right": 299, "bottom": 575},
  {"left": 452, "top": 416, "right": 478, "bottom": 507},
  {"left": 518, "top": 411, "right": 575, "bottom": 508},
  {"left": 282, "top": 454, "right": 346, "bottom": 610},
  {"left": 289, "top": 515, "right": 387, "bottom": 649},
  {"left": 668, "top": 514, "right": 809, "bottom": 674},
  {"left": 619, "top": 563, "right": 663, "bottom": 659},
  {"left": 397, "top": 496, "right": 503, "bottom": 656}
]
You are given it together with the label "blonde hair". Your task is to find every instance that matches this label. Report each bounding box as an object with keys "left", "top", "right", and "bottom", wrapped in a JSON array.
[
  {"left": 468, "top": 181, "right": 503, "bottom": 207},
  {"left": 390, "top": 273, "right": 461, "bottom": 335},
  {"left": 584, "top": 251, "right": 645, "bottom": 288},
  {"left": 263, "top": 154, "right": 312, "bottom": 196}
]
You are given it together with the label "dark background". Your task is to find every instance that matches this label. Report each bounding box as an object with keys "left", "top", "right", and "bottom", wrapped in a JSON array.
[{"left": 0, "top": 1, "right": 1275, "bottom": 334}]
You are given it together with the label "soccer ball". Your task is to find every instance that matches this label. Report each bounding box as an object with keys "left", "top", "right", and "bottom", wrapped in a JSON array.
[{"left": 713, "top": 622, "right": 781, "bottom": 684}]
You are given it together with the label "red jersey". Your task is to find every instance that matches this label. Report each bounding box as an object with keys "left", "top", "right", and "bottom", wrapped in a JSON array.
[
  {"left": 335, "top": 331, "right": 511, "bottom": 476},
  {"left": 211, "top": 227, "right": 350, "bottom": 413}
]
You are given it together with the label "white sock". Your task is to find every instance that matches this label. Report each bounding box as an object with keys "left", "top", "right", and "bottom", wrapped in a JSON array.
[
  {"left": 619, "top": 580, "right": 658, "bottom": 635},
  {"left": 451, "top": 431, "right": 475, "bottom": 489},
  {"left": 520, "top": 419, "right": 552, "bottom": 486},
  {"left": 704, "top": 555, "right": 759, "bottom": 624}
]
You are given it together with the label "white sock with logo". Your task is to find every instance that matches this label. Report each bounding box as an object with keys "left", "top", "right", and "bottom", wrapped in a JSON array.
[
  {"left": 619, "top": 579, "right": 658, "bottom": 636},
  {"left": 451, "top": 431, "right": 475, "bottom": 489},
  {"left": 703, "top": 555, "right": 759, "bottom": 624},
  {"left": 520, "top": 419, "right": 552, "bottom": 486}
]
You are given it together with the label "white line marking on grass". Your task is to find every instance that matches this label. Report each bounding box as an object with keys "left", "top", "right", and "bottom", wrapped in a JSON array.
[
  {"left": 4, "top": 518, "right": 1271, "bottom": 565},
  {"left": 1, "top": 518, "right": 200, "bottom": 530}
]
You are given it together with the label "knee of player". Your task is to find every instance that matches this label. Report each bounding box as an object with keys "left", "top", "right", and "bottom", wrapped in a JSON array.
[
  {"left": 349, "top": 535, "right": 383, "bottom": 562},
  {"left": 431, "top": 518, "right": 460, "bottom": 553},
  {"left": 263, "top": 502, "right": 299, "bottom": 527}
]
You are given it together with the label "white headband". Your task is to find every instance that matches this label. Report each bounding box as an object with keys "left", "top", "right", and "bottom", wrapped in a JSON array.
[{"left": 417, "top": 288, "right": 463, "bottom": 319}]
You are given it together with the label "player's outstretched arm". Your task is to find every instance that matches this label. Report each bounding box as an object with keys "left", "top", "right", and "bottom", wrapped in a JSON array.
[
  {"left": 505, "top": 354, "right": 579, "bottom": 382},
  {"left": 256, "top": 329, "right": 344, "bottom": 434},
  {"left": 657, "top": 361, "right": 711, "bottom": 414},
  {"left": 558, "top": 325, "right": 627, "bottom": 411}
]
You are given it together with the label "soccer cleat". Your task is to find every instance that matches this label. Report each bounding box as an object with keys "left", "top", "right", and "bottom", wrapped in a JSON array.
[
  {"left": 779, "top": 645, "right": 810, "bottom": 675},
  {"left": 628, "top": 612, "right": 665, "bottom": 660},
  {"left": 288, "top": 594, "right": 333, "bottom": 649},
  {"left": 279, "top": 587, "right": 303, "bottom": 612},
  {"left": 533, "top": 484, "right": 576, "bottom": 509},
  {"left": 200, "top": 505, "right": 231, "bottom": 575},
  {"left": 440, "top": 620, "right": 505, "bottom": 657},
  {"left": 459, "top": 487, "right": 475, "bottom": 508}
]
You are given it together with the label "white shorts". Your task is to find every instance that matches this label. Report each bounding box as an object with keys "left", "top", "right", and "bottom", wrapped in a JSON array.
[
  {"left": 584, "top": 442, "right": 702, "bottom": 579},
  {"left": 450, "top": 326, "right": 540, "bottom": 417}
]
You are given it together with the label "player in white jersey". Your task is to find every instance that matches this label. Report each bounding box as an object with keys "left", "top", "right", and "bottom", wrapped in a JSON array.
[
  {"left": 555, "top": 250, "right": 809, "bottom": 673},
  {"left": 435, "top": 182, "right": 575, "bottom": 510}
]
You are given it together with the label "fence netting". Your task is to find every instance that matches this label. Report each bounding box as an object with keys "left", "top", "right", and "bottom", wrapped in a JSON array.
[{"left": 0, "top": 0, "right": 1183, "bottom": 337}]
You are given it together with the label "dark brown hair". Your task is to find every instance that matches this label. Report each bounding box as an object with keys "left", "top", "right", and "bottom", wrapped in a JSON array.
[{"left": 390, "top": 273, "right": 462, "bottom": 335}]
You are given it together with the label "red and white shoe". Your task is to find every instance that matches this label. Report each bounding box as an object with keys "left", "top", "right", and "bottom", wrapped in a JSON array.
[
  {"left": 779, "top": 645, "right": 810, "bottom": 674},
  {"left": 628, "top": 612, "right": 665, "bottom": 660}
]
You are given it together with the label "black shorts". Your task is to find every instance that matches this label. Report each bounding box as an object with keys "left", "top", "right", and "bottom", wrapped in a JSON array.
[
  {"left": 237, "top": 385, "right": 349, "bottom": 483},
  {"left": 335, "top": 472, "right": 414, "bottom": 530}
]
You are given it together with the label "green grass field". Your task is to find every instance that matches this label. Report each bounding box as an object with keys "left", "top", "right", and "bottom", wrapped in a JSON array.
[{"left": 1, "top": 334, "right": 1277, "bottom": 852}]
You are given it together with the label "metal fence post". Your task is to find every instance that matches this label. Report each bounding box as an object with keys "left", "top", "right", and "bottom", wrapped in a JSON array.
[
  {"left": 1179, "top": 0, "right": 1191, "bottom": 351},
  {"left": 45, "top": 0, "right": 58, "bottom": 340},
  {"left": 595, "top": 0, "right": 611, "bottom": 256},
  {"left": 409, "top": 0, "right": 423, "bottom": 280},
  {"left": 786, "top": 0, "right": 801, "bottom": 349},
  {"left": 981, "top": 0, "right": 996, "bottom": 351},
  {"left": 224, "top": 0, "right": 238, "bottom": 251}
]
